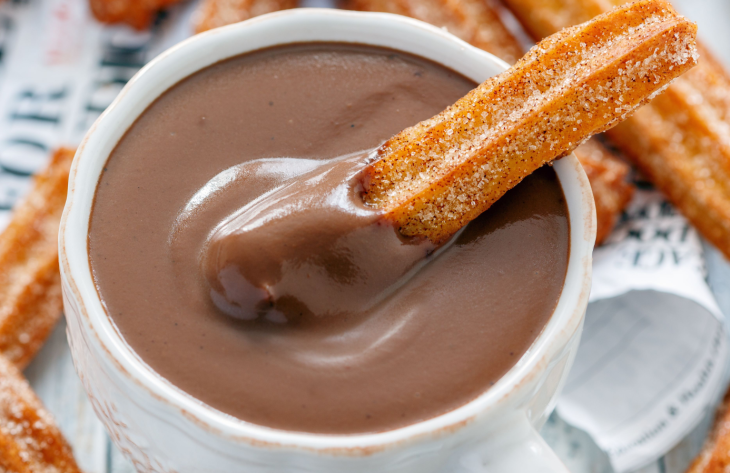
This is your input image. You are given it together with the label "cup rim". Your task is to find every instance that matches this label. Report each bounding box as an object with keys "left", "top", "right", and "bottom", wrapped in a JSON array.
[{"left": 60, "top": 8, "right": 595, "bottom": 452}]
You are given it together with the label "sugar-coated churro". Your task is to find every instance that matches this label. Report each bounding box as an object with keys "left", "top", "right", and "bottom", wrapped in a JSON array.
[
  {"left": 0, "top": 353, "right": 81, "bottom": 472},
  {"left": 345, "top": 0, "right": 523, "bottom": 64},
  {"left": 344, "top": 0, "right": 634, "bottom": 244},
  {"left": 0, "top": 149, "right": 74, "bottom": 369},
  {"left": 361, "top": 0, "right": 696, "bottom": 244},
  {"left": 502, "top": 0, "right": 730, "bottom": 259},
  {"left": 194, "top": 0, "right": 298, "bottom": 33},
  {"left": 89, "top": 0, "right": 180, "bottom": 29}
]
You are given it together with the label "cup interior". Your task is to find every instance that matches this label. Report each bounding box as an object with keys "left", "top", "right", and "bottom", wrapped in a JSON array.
[{"left": 61, "top": 9, "right": 596, "bottom": 450}]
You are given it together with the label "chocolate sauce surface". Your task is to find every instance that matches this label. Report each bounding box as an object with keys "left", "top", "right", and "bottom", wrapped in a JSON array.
[
  {"left": 201, "top": 150, "right": 438, "bottom": 323},
  {"left": 89, "top": 43, "right": 569, "bottom": 434}
]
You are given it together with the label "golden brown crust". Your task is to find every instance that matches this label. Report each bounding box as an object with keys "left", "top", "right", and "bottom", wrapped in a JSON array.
[
  {"left": 344, "top": 0, "right": 524, "bottom": 64},
  {"left": 0, "top": 354, "right": 81, "bottom": 472},
  {"left": 501, "top": 0, "right": 608, "bottom": 41},
  {"left": 573, "top": 140, "right": 633, "bottom": 244},
  {"left": 194, "top": 0, "right": 298, "bottom": 33},
  {"left": 361, "top": 0, "right": 696, "bottom": 244},
  {"left": 502, "top": 0, "right": 730, "bottom": 260},
  {"left": 0, "top": 149, "right": 74, "bottom": 369},
  {"left": 89, "top": 0, "right": 180, "bottom": 30},
  {"left": 344, "top": 0, "right": 634, "bottom": 244}
]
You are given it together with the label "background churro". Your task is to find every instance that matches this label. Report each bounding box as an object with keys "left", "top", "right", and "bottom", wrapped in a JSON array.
[
  {"left": 89, "top": 0, "right": 182, "bottom": 29},
  {"left": 574, "top": 139, "right": 634, "bottom": 244},
  {"left": 363, "top": 0, "right": 696, "bottom": 243},
  {"left": 0, "top": 148, "right": 82, "bottom": 469},
  {"left": 0, "top": 149, "right": 73, "bottom": 369},
  {"left": 345, "top": 0, "right": 523, "bottom": 64},
  {"left": 194, "top": 0, "right": 298, "bottom": 32},
  {"left": 501, "top": 0, "right": 730, "bottom": 260},
  {"left": 0, "top": 353, "right": 81, "bottom": 472}
]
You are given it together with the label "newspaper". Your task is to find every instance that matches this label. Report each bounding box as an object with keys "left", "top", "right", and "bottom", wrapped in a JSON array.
[
  {"left": 0, "top": 0, "right": 727, "bottom": 472},
  {"left": 0, "top": 0, "right": 195, "bottom": 230},
  {"left": 557, "top": 186, "right": 727, "bottom": 472}
]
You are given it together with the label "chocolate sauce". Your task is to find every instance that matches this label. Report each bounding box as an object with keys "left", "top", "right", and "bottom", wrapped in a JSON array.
[
  {"left": 201, "top": 150, "right": 438, "bottom": 323},
  {"left": 89, "top": 43, "right": 569, "bottom": 434}
]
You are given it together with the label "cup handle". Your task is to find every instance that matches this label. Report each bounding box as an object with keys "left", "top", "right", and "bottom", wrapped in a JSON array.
[{"left": 455, "top": 416, "right": 570, "bottom": 473}]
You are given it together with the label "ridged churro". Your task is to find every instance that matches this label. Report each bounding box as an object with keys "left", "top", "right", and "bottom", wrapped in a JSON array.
[
  {"left": 500, "top": 0, "right": 606, "bottom": 41},
  {"left": 89, "top": 0, "right": 180, "bottom": 29},
  {"left": 194, "top": 0, "right": 298, "bottom": 33},
  {"left": 0, "top": 149, "right": 73, "bottom": 369},
  {"left": 0, "top": 353, "right": 81, "bottom": 472},
  {"left": 345, "top": 0, "right": 634, "bottom": 244},
  {"left": 345, "top": 0, "right": 523, "bottom": 64},
  {"left": 361, "top": 0, "right": 695, "bottom": 243},
  {"left": 502, "top": 0, "right": 730, "bottom": 259}
]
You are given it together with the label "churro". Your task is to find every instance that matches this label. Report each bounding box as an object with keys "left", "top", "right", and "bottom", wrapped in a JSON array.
[
  {"left": 89, "top": 0, "right": 180, "bottom": 29},
  {"left": 345, "top": 0, "right": 523, "bottom": 64},
  {"left": 500, "top": 0, "right": 606, "bottom": 41},
  {"left": 345, "top": 0, "right": 634, "bottom": 244},
  {"left": 502, "top": 0, "right": 730, "bottom": 259},
  {"left": 194, "top": 0, "right": 298, "bottom": 33},
  {"left": 0, "top": 149, "right": 73, "bottom": 369},
  {"left": 0, "top": 353, "right": 81, "bottom": 472},
  {"left": 361, "top": 0, "right": 696, "bottom": 243},
  {"left": 574, "top": 141, "right": 633, "bottom": 244}
]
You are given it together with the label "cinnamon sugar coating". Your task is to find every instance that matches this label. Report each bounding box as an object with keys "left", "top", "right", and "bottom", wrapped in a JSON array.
[
  {"left": 194, "top": 0, "right": 298, "bottom": 33},
  {"left": 0, "top": 354, "right": 81, "bottom": 472},
  {"left": 345, "top": 0, "right": 523, "bottom": 64},
  {"left": 362, "top": 0, "right": 696, "bottom": 243},
  {"left": 502, "top": 0, "right": 730, "bottom": 259},
  {"left": 0, "top": 149, "right": 73, "bottom": 369},
  {"left": 89, "top": 0, "right": 179, "bottom": 29}
]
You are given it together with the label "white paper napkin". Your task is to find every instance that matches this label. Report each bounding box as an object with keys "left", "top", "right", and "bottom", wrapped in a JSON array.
[{"left": 557, "top": 187, "right": 728, "bottom": 472}]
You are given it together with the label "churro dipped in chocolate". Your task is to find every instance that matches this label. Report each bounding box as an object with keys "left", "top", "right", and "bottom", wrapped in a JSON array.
[
  {"left": 0, "top": 149, "right": 73, "bottom": 369},
  {"left": 203, "top": 0, "right": 696, "bottom": 322},
  {"left": 0, "top": 353, "right": 81, "bottom": 472},
  {"left": 195, "top": 0, "right": 297, "bottom": 32},
  {"left": 362, "top": 0, "right": 695, "bottom": 242},
  {"left": 502, "top": 0, "right": 730, "bottom": 259},
  {"left": 346, "top": 0, "right": 634, "bottom": 244}
]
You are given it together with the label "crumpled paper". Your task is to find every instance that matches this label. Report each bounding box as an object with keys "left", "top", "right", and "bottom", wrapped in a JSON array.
[{"left": 557, "top": 185, "right": 727, "bottom": 472}]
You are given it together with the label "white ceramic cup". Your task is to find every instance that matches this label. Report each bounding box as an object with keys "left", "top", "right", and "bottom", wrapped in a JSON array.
[{"left": 60, "top": 9, "right": 596, "bottom": 472}]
